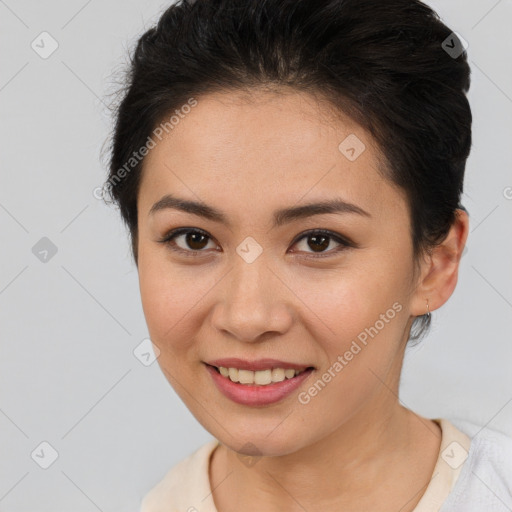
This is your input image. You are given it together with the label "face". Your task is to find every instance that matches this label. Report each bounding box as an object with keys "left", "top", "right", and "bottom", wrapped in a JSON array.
[{"left": 136, "top": 89, "right": 421, "bottom": 457}]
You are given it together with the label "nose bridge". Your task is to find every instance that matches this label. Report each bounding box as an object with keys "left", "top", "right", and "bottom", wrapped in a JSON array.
[
  {"left": 230, "top": 251, "right": 269, "bottom": 306},
  {"left": 213, "top": 248, "right": 291, "bottom": 342}
]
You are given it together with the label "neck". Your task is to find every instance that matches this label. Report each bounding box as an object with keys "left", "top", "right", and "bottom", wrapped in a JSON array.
[{"left": 210, "top": 399, "right": 441, "bottom": 511}]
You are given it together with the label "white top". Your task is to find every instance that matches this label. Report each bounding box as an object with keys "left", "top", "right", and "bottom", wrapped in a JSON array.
[{"left": 140, "top": 418, "right": 512, "bottom": 512}]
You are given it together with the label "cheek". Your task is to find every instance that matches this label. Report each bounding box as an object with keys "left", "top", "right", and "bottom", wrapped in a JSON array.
[
  {"left": 137, "top": 248, "right": 202, "bottom": 352},
  {"left": 294, "top": 277, "right": 407, "bottom": 425},
  {"left": 291, "top": 261, "right": 406, "bottom": 351}
]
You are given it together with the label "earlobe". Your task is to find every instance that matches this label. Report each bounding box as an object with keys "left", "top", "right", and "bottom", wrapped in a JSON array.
[{"left": 411, "top": 209, "right": 470, "bottom": 317}]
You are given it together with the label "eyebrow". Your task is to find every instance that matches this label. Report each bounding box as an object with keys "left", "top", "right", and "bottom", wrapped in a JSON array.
[{"left": 149, "top": 193, "right": 371, "bottom": 228}]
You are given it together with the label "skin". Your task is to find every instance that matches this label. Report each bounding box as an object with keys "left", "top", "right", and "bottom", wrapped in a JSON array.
[{"left": 136, "top": 88, "right": 469, "bottom": 511}]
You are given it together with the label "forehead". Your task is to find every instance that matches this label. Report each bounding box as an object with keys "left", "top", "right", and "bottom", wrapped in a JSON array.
[{"left": 138, "top": 89, "right": 407, "bottom": 224}]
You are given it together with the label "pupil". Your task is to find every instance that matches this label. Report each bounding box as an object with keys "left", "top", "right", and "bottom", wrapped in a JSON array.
[
  {"left": 309, "top": 235, "right": 329, "bottom": 252},
  {"left": 187, "top": 233, "right": 207, "bottom": 250}
]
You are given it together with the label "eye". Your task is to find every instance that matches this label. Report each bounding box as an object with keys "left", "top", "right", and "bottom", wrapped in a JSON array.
[
  {"left": 158, "top": 227, "right": 218, "bottom": 257},
  {"left": 289, "top": 229, "right": 352, "bottom": 258},
  {"left": 158, "top": 227, "right": 353, "bottom": 259}
]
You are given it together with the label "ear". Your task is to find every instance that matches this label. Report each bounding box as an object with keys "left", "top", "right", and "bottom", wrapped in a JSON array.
[{"left": 410, "top": 209, "right": 469, "bottom": 316}]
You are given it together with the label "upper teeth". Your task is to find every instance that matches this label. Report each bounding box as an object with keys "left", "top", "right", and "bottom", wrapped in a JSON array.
[{"left": 218, "top": 367, "right": 306, "bottom": 385}]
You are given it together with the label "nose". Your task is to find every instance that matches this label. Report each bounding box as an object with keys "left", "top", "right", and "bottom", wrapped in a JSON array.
[{"left": 210, "top": 254, "right": 293, "bottom": 343}]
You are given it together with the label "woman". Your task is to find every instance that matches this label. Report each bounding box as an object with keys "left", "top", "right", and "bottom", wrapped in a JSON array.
[{"left": 104, "top": 0, "right": 512, "bottom": 510}]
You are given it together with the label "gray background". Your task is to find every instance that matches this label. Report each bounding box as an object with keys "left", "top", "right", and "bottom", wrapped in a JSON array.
[{"left": 1, "top": 0, "right": 511, "bottom": 510}]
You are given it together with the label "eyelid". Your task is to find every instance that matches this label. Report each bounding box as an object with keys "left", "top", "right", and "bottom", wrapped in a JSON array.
[{"left": 158, "top": 227, "right": 355, "bottom": 258}]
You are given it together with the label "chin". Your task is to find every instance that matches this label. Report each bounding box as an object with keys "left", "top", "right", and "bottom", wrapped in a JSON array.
[{"left": 210, "top": 420, "right": 313, "bottom": 458}]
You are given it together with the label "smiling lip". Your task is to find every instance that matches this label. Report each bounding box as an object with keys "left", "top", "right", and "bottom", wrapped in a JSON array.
[
  {"left": 204, "top": 359, "right": 315, "bottom": 406},
  {"left": 205, "top": 358, "right": 313, "bottom": 371}
]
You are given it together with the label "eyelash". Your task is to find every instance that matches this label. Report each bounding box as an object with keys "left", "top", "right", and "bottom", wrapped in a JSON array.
[{"left": 157, "top": 227, "right": 354, "bottom": 259}]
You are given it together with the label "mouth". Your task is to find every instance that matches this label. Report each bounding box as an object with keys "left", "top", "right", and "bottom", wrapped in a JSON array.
[{"left": 203, "top": 359, "right": 315, "bottom": 406}]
